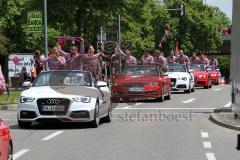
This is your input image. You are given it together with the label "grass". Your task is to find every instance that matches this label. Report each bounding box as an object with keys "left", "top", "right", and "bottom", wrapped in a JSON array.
[{"left": 0, "top": 91, "right": 21, "bottom": 105}]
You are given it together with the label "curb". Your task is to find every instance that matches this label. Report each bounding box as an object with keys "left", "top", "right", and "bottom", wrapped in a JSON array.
[
  {"left": 0, "top": 104, "right": 17, "bottom": 111},
  {"left": 209, "top": 107, "right": 240, "bottom": 131}
]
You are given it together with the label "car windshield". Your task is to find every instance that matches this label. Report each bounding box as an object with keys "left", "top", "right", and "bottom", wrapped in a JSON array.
[
  {"left": 33, "top": 71, "right": 92, "bottom": 87},
  {"left": 166, "top": 64, "right": 186, "bottom": 72},
  {"left": 122, "top": 66, "right": 159, "bottom": 76},
  {"left": 190, "top": 64, "right": 205, "bottom": 71},
  {"left": 207, "top": 65, "right": 216, "bottom": 71}
]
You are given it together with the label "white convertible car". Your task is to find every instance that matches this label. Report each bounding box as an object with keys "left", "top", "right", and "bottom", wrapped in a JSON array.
[
  {"left": 17, "top": 70, "right": 112, "bottom": 128},
  {"left": 165, "top": 64, "right": 195, "bottom": 93}
]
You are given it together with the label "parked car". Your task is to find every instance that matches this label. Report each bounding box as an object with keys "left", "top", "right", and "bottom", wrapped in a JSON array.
[
  {"left": 189, "top": 64, "right": 212, "bottom": 89},
  {"left": 111, "top": 65, "right": 171, "bottom": 102},
  {"left": 165, "top": 64, "right": 195, "bottom": 93},
  {"left": 0, "top": 118, "right": 13, "bottom": 160},
  {"left": 17, "top": 70, "right": 112, "bottom": 128}
]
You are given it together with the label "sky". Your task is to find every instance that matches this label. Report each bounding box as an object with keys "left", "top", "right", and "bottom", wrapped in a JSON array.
[{"left": 206, "top": 0, "right": 232, "bottom": 20}]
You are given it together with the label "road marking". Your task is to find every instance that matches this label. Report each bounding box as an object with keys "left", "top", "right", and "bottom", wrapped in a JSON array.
[
  {"left": 206, "top": 153, "right": 216, "bottom": 160},
  {"left": 182, "top": 98, "right": 196, "bottom": 103},
  {"left": 42, "top": 131, "right": 64, "bottom": 141},
  {"left": 213, "top": 88, "right": 221, "bottom": 91},
  {"left": 203, "top": 141, "right": 212, "bottom": 148},
  {"left": 115, "top": 107, "right": 215, "bottom": 110},
  {"left": 201, "top": 131, "right": 209, "bottom": 138},
  {"left": 13, "top": 149, "right": 30, "bottom": 160},
  {"left": 0, "top": 112, "right": 15, "bottom": 115},
  {"left": 118, "top": 103, "right": 142, "bottom": 109},
  {"left": 224, "top": 102, "right": 231, "bottom": 107}
]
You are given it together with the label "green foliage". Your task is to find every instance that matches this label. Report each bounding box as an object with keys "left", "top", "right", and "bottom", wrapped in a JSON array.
[
  {"left": 0, "top": 0, "right": 231, "bottom": 57},
  {"left": 218, "top": 55, "right": 230, "bottom": 80}
]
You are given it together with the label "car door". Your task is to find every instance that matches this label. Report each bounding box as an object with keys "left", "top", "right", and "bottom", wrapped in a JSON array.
[
  {"left": 98, "top": 86, "right": 110, "bottom": 116},
  {"left": 0, "top": 120, "right": 9, "bottom": 160}
]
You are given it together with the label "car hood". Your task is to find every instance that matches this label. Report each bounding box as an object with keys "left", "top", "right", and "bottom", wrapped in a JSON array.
[
  {"left": 165, "top": 72, "right": 190, "bottom": 78},
  {"left": 113, "top": 75, "right": 159, "bottom": 83},
  {"left": 192, "top": 71, "right": 208, "bottom": 76},
  {"left": 21, "top": 86, "right": 99, "bottom": 98}
]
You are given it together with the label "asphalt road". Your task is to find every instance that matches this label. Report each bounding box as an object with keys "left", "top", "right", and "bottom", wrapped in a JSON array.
[{"left": 1, "top": 84, "right": 240, "bottom": 160}]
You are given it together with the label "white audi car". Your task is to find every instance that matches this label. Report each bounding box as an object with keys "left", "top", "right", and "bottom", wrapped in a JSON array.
[
  {"left": 17, "top": 70, "right": 112, "bottom": 128},
  {"left": 165, "top": 64, "right": 195, "bottom": 93}
]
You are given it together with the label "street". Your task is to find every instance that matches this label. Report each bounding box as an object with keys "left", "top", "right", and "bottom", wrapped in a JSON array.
[{"left": 1, "top": 84, "right": 239, "bottom": 160}]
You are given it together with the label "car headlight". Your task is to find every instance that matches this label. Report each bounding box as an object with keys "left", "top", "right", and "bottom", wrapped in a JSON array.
[
  {"left": 211, "top": 74, "right": 217, "bottom": 76},
  {"left": 147, "top": 82, "right": 158, "bottom": 86},
  {"left": 199, "top": 75, "right": 206, "bottom": 78},
  {"left": 72, "top": 96, "right": 91, "bottom": 103},
  {"left": 178, "top": 77, "right": 188, "bottom": 81},
  {"left": 20, "top": 96, "right": 35, "bottom": 103},
  {"left": 114, "top": 82, "right": 122, "bottom": 86}
]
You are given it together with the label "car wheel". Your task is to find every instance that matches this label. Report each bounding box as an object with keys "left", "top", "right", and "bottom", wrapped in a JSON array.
[
  {"left": 18, "top": 120, "right": 31, "bottom": 129},
  {"left": 8, "top": 142, "right": 13, "bottom": 160},
  {"left": 184, "top": 84, "right": 191, "bottom": 93},
  {"left": 156, "top": 88, "right": 164, "bottom": 102},
  {"left": 90, "top": 102, "right": 100, "bottom": 128},
  {"left": 165, "top": 90, "right": 171, "bottom": 100},
  {"left": 191, "top": 86, "right": 195, "bottom": 92},
  {"left": 101, "top": 102, "right": 112, "bottom": 123}
]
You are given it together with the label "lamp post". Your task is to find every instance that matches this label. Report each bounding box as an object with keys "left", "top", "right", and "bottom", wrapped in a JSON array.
[{"left": 43, "top": 0, "right": 48, "bottom": 58}]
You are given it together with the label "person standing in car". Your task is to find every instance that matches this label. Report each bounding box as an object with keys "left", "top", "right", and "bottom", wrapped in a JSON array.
[
  {"left": 0, "top": 65, "right": 6, "bottom": 95},
  {"left": 141, "top": 48, "right": 154, "bottom": 65}
]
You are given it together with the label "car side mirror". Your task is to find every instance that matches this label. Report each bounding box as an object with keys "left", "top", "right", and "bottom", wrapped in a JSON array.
[{"left": 96, "top": 81, "right": 107, "bottom": 88}]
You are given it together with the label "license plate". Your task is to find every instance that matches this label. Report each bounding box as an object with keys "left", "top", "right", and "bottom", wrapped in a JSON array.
[
  {"left": 42, "top": 105, "right": 65, "bottom": 112},
  {"left": 128, "top": 87, "right": 143, "bottom": 92}
]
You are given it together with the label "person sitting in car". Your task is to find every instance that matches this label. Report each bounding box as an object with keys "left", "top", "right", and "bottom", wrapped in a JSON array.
[
  {"left": 141, "top": 48, "right": 154, "bottom": 65},
  {"left": 175, "top": 50, "right": 190, "bottom": 64},
  {"left": 190, "top": 52, "right": 200, "bottom": 64}
]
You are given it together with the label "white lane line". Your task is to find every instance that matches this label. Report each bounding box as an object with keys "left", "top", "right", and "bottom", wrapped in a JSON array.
[
  {"left": 42, "top": 131, "right": 64, "bottom": 141},
  {"left": 224, "top": 102, "right": 232, "bottom": 108},
  {"left": 182, "top": 98, "right": 196, "bottom": 104},
  {"left": 201, "top": 131, "right": 209, "bottom": 138},
  {"left": 206, "top": 153, "right": 216, "bottom": 160},
  {"left": 118, "top": 103, "right": 142, "bottom": 109},
  {"left": 213, "top": 88, "right": 222, "bottom": 91},
  {"left": 13, "top": 149, "right": 30, "bottom": 160},
  {"left": 0, "top": 112, "right": 15, "bottom": 115},
  {"left": 115, "top": 107, "right": 215, "bottom": 110},
  {"left": 203, "top": 141, "right": 212, "bottom": 149}
]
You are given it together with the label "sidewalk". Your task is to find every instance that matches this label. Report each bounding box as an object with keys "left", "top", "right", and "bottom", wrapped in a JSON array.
[
  {"left": 209, "top": 107, "right": 240, "bottom": 131},
  {"left": 0, "top": 104, "right": 17, "bottom": 111}
]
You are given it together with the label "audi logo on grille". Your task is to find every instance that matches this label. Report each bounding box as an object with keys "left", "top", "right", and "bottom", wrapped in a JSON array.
[{"left": 47, "top": 99, "right": 60, "bottom": 104}]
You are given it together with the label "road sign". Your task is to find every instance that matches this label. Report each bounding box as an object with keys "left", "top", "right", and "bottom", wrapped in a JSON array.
[{"left": 27, "top": 11, "right": 43, "bottom": 33}]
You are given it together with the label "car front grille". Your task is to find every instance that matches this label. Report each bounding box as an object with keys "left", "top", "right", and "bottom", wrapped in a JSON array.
[
  {"left": 37, "top": 98, "right": 70, "bottom": 116},
  {"left": 125, "top": 84, "right": 144, "bottom": 93}
]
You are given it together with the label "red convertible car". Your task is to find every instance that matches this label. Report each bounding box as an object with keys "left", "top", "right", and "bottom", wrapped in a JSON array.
[
  {"left": 0, "top": 118, "right": 13, "bottom": 160},
  {"left": 207, "top": 65, "right": 220, "bottom": 85},
  {"left": 111, "top": 65, "right": 171, "bottom": 102},
  {"left": 189, "top": 64, "right": 212, "bottom": 89}
]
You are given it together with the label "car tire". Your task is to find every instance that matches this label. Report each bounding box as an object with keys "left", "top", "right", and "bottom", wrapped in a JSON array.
[
  {"left": 191, "top": 86, "right": 195, "bottom": 92},
  {"left": 184, "top": 85, "right": 191, "bottom": 93},
  {"left": 18, "top": 120, "right": 31, "bottom": 129},
  {"left": 156, "top": 88, "right": 164, "bottom": 102},
  {"left": 101, "top": 102, "right": 112, "bottom": 123},
  {"left": 90, "top": 102, "right": 100, "bottom": 128},
  {"left": 165, "top": 90, "right": 171, "bottom": 100},
  {"left": 8, "top": 141, "right": 13, "bottom": 160}
]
